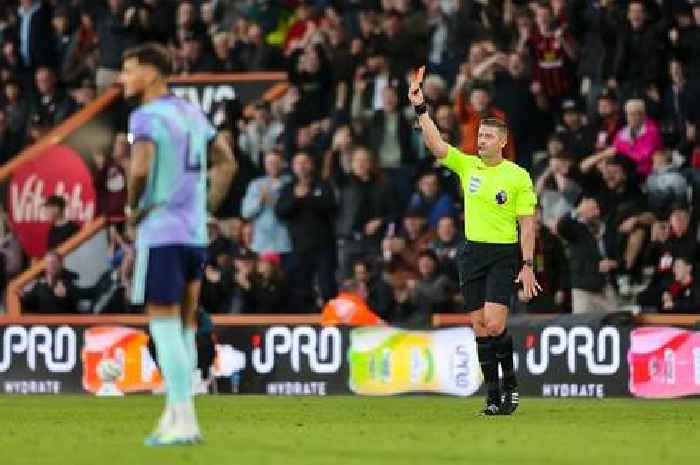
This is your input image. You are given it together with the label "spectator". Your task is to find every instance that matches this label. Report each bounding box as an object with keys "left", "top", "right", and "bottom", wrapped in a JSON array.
[
  {"left": 3, "top": 79, "right": 28, "bottom": 139},
  {"left": 536, "top": 150, "right": 583, "bottom": 226},
  {"left": 0, "top": 210, "right": 23, "bottom": 281},
  {"left": 52, "top": 7, "right": 72, "bottom": 71},
  {"left": 639, "top": 205, "right": 698, "bottom": 310},
  {"left": 430, "top": 215, "right": 461, "bottom": 281},
  {"left": 174, "top": 31, "right": 218, "bottom": 74},
  {"left": 21, "top": 250, "right": 79, "bottom": 313},
  {"left": 238, "top": 101, "right": 284, "bottom": 168},
  {"left": 29, "top": 67, "right": 77, "bottom": 127},
  {"left": 381, "top": 206, "right": 435, "bottom": 274},
  {"left": 518, "top": 208, "right": 570, "bottom": 313},
  {"left": 228, "top": 248, "right": 257, "bottom": 314},
  {"left": 408, "top": 249, "right": 456, "bottom": 318},
  {"left": 352, "top": 84, "right": 416, "bottom": 171},
  {"left": 45, "top": 194, "right": 79, "bottom": 250},
  {"left": 335, "top": 146, "right": 397, "bottom": 279},
  {"left": 240, "top": 150, "right": 292, "bottom": 257},
  {"left": 589, "top": 88, "right": 623, "bottom": 153},
  {"left": 492, "top": 51, "right": 551, "bottom": 170},
  {"left": 72, "top": 77, "right": 97, "bottom": 109},
  {"left": 661, "top": 59, "right": 698, "bottom": 147},
  {"left": 352, "top": 82, "right": 416, "bottom": 204},
  {"left": 93, "top": 133, "right": 128, "bottom": 222},
  {"left": 86, "top": 244, "right": 137, "bottom": 313},
  {"left": 355, "top": 47, "right": 400, "bottom": 112},
  {"left": 241, "top": 252, "right": 290, "bottom": 313},
  {"left": 523, "top": 0, "right": 577, "bottom": 103},
  {"left": 230, "top": 22, "right": 282, "bottom": 71},
  {"left": 558, "top": 98, "right": 595, "bottom": 161},
  {"left": 611, "top": 0, "right": 664, "bottom": 102},
  {"left": 408, "top": 170, "right": 455, "bottom": 229},
  {"left": 646, "top": 150, "right": 689, "bottom": 215},
  {"left": 322, "top": 124, "right": 355, "bottom": 184},
  {"left": 276, "top": 151, "right": 337, "bottom": 310},
  {"left": 612, "top": 98, "right": 663, "bottom": 177},
  {"left": 0, "top": 108, "right": 22, "bottom": 164},
  {"left": 93, "top": 0, "right": 146, "bottom": 92},
  {"left": 61, "top": 11, "right": 98, "bottom": 85},
  {"left": 287, "top": 43, "right": 332, "bottom": 126},
  {"left": 556, "top": 197, "right": 618, "bottom": 313},
  {"left": 659, "top": 256, "right": 700, "bottom": 313},
  {"left": 1, "top": 40, "right": 24, "bottom": 81},
  {"left": 16, "top": 0, "right": 56, "bottom": 72},
  {"left": 200, "top": 238, "right": 235, "bottom": 315}
]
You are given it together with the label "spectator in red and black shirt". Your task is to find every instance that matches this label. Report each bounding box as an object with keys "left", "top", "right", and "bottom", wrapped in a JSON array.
[
  {"left": 524, "top": 1, "right": 578, "bottom": 104},
  {"left": 659, "top": 256, "right": 700, "bottom": 313},
  {"left": 589, "top": 88, "right": 623, "bottom": 153}
]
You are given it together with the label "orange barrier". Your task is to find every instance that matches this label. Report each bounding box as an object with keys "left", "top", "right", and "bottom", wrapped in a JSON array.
[
  {"left": 4, "top": 216, "right": 107, "bottom": 317},
  {"left": 0, "top": 312, "right": 321, "bottom": 326},
  {"left": 431, "top": 313, "right": 700, "bottom": 327}
]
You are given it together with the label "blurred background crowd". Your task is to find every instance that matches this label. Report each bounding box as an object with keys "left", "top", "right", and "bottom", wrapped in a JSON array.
[{"left": 2, "top": 0, "right": 700, "bottom": 322}]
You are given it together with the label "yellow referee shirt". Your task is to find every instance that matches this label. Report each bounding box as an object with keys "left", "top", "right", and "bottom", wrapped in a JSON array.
[{"left": 441, "top": 145, "right": 537, "bottom": 244}]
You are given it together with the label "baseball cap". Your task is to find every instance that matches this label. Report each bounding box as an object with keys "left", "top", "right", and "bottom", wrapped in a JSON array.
[{"left": 561, "top": 99, "right": 581, "bottom": 113}]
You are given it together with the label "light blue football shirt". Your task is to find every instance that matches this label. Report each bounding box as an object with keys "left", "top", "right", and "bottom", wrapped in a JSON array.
[{"left": 128, "top": 94, "right": 216, "bottom": 248}]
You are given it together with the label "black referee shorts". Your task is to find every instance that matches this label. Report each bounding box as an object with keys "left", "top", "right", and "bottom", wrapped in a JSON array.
[{"left": 458, "top": 241, "right": 519, "bottom": 312}]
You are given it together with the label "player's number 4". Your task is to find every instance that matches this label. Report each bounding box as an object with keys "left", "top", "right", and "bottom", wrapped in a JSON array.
[{"left": 184, "top": 133, "right": 203, "bottom": 173}]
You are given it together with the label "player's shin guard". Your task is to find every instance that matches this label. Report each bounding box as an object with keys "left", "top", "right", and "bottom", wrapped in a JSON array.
[
  {"left": 493, "top": 329, "right": 517, "bottom": 389},
  {"left": 149, "top": 317, "right": 191, "bottom": 405},
  {"left": 476, "top": 336, "right": 500, "bottom": 404}
]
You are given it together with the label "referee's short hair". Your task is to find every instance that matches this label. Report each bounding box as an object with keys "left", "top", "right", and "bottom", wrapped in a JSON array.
[
  {"left": 123, "top": 43, "right": 172, "bottom": 76},
  {"left": 480, "top": 116, "right": 508, "bottom": 136}
]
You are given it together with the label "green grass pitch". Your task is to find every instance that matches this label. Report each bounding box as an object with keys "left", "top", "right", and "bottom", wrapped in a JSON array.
[{"left": 1, "top": 395, "right": 698, "bottom": 465}]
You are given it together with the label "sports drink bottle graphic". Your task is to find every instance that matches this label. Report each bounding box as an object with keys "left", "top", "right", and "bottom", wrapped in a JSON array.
[
  {"left": 348, "top": 326, "right": 482, "bottom": 396},
  {"left": 628, "top": 326, "right": 700, "bottom": 398}
]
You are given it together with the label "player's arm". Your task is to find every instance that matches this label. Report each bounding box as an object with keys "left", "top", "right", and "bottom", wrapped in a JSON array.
[
  {"left": 515, "top": 171, "right": 542, "bottom": 298},
  {"left": 126, "top": 140, "right": 155, "bottom": 224},
  {"left": 208, "top": 131, "right": 236, "bottom": 212},
  {"left": 408, "top": 66, "right": 448, "bottom": 159},
  {"left": 518, "top": 215, "right": 536, "bottom": 268}
]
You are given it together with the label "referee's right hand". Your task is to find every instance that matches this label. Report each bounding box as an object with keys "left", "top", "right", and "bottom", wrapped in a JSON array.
[{"left": 408, "top": 66, "right": 425, "bottom": 107}]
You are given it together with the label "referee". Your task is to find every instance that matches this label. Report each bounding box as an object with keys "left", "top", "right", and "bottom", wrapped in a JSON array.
[{"left": 409, "top": 67, "right": 540, "bottom": 415}]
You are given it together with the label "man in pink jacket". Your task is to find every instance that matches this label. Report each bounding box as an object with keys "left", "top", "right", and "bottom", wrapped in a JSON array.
[{"left": 613, "top": 98, "right": 663, "bottom": 177}]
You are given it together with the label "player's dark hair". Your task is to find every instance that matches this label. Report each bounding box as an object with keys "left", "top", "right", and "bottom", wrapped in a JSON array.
[
  {"left": 480, "top": 116, "right": 508, "bottom": 136},
  {"left": 122, "top": 43, "right": 172, "bottom": 76}
]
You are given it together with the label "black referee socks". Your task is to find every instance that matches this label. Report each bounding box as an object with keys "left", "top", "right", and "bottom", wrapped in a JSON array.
[
  {"left": 492, "top": 329, "right": 517, "bottom": 390},
  {"left": 476, "top": 336, "right": 500, "bottom": 401}
]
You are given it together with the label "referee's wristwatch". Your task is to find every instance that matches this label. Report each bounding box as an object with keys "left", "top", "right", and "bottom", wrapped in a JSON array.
[{"left": 522, "top": 258, "right": 534, "bottom": 268}]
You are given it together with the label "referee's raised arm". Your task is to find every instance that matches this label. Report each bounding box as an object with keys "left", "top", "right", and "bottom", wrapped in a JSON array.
[{"left": 408, "top": 66, "right": 449, "bottom": 159}]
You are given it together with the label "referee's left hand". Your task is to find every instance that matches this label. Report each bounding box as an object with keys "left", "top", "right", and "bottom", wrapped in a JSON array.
[{"left": 515, "top": 265, "right": 542, "bottom": 299}]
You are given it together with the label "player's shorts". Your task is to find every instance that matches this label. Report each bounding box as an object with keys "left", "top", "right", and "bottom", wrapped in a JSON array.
[
  {"left": 458, "top": 240, "right": 519, "bottom": 312},
  {"left": 131, "top": 245, "right": 207, "bottom": 306}
]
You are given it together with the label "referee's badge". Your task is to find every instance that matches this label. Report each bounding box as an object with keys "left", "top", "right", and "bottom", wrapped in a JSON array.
[
  {"left": 468, "top": 176, "right": 482, "bottom": 193},
  {"left": 495, "top": 190, "right": 508, "bottom": 204}
]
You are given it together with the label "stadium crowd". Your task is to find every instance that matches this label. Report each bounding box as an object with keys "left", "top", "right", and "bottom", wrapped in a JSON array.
[{"left": 2, "top": 0, "right": 700, "bottom": 320}]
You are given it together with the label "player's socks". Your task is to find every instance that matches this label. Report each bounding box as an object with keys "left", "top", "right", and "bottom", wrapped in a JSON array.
[
  {"left": 493, "top": 329, "right": 517, "bottom": 389},
  {"left": 493, "top": 329, "right": 519, "bottom": 415},
  {"left": 476, "top": 336, "right": 500, "bottom": 409},
  {"left": 147, "top": 317, "right": 192, "bottom": 443}
]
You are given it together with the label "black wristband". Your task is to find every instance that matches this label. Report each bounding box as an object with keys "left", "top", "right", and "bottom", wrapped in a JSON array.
[
  {"left": 522, "top": 259, "right": 534, "bottom": 268},
  {"left": 414, "top": 103, "right": 427, "bottom": 116}
]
